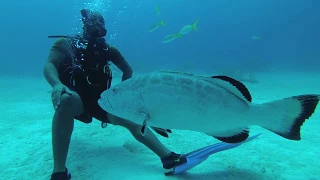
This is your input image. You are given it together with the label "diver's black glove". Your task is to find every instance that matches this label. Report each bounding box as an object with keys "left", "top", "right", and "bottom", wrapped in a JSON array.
[{"left": 151, "top": 127, "right": 172, "bottom": 138}]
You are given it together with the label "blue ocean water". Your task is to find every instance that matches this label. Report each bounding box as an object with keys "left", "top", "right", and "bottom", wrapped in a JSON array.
[
  {"left": 0, "top": 0, "right": 319, "bottom": 76},
  {"left": 1, "top": 1, "right": 320, "bottom": 179}
]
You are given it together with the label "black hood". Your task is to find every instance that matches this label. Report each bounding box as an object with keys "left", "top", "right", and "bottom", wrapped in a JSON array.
[{"left": 81, "top": 9, "right": 107, "bottom": 38}]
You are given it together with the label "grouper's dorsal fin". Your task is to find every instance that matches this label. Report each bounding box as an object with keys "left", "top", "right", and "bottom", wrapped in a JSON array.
[
  {"left": 210, "top": 75, "right": 252, "bottom": 103},
  {"left": 159, "top": 70, "right": 195, "bottom": 76}
]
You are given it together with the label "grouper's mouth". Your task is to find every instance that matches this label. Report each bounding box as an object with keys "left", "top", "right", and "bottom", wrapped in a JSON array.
[
  {"left": 98, "top": 96, "right": 115, "bottom": 114},
  {"left": 106, "top": 98, "right": 114, "bottom": 113}
]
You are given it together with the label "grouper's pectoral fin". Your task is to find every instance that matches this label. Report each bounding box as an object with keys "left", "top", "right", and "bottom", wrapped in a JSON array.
[
  {"left": 138, "top": 113, "right": 173, "bottom": 138},
  {"left": 140, "top": 112, "right": 149, "bottom": 136},
  {"left": 151, "top": 127, "right": 172, "bottom": 138},
  {"left": 207, "top": 128, "right": 250, "bottom": 143}
]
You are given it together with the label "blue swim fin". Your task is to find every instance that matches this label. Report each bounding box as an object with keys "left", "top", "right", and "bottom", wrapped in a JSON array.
[{"left": 170, "top": 133, "right": 262, "bottom": 175}]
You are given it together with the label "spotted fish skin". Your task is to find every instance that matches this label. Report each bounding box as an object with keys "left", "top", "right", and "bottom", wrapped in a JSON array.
[{"left": 98, "top": 70, "right": 320, "bottom": 143}]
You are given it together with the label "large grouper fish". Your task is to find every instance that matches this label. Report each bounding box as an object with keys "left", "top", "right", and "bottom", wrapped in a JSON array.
[{"left": 98, "top": 70, "right": 320, "bottom": 143}]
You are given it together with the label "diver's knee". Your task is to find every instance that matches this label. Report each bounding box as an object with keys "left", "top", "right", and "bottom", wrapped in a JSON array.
[
  {"left": 59, "top": 93, "right": 73, "bottom": 106},
  {"left": 59, "top": 92, "right": 83, "bottom": 115}
]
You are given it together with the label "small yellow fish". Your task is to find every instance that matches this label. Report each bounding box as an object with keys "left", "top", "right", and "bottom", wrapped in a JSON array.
[
  {"left": 252, "top": 36, "right": 260, "bottom": 40},
  {"left": 179, "top": 19, "right": 199, "bottom": 35},
  {"left": 148, "top": 20, "right": 166, "bottom": 32},
  {"left": 162, "top": 33, "right": 182, "bottom": 43},
  {"left": 154, "top": 5, "right": 161, "bottom": 16}
]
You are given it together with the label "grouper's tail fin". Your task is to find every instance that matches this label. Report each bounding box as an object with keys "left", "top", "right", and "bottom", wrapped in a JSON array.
[{"left": 256, "top": 95, "right": 320, "bottom": 140}]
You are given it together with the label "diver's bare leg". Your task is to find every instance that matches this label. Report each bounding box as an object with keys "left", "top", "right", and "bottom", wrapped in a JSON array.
[
  {"left": 108, "top": 114, "right": 171, "bottom": 158},
  {"left": 52, "top": 92, "right": 84, "bottom": 173}
]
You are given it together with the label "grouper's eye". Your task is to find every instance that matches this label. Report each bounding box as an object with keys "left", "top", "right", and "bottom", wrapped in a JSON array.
[{"left": 112, "top": 88, "right": 119, "bottom": 94}]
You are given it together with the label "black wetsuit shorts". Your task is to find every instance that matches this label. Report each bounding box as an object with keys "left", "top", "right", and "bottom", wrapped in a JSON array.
[
  {"left": 70, "top": 78, "right": 112, "bottom": 124},
  {"left": 59, "top": 68, "right": 112, "bottom": 124}
]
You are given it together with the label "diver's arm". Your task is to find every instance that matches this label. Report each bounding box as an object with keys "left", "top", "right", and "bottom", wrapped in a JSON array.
[
  {"left": 109, "top": 47, "right": 133, "bottom": 81},
  {"left": 43, "top": 51, "right": 65, "bottom": 87},
  {"left": 43, "top": 38, "right": 68, "bottom": 87}
]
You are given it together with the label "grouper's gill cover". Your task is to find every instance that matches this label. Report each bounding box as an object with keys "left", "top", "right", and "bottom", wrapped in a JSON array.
[{"left": 98, "top": 79, "right": 148, "bottom": 125}]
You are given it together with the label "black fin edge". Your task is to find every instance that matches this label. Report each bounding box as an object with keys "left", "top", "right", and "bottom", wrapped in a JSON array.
[
  {"left": 273, "top": 95, "right": 320, "bottom": 140},
  {"left": 211, "top": 75, "right": 252, "bottom": 102},
  {"left": 213, "top": 130, "right": 250, "bottom": 143}
]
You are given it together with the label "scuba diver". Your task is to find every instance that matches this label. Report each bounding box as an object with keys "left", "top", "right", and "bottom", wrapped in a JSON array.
[
  {"left": 44, "top": 9, "right": 184, "bottom": 180},
  {"left": 44, "top": 8, "right": 261, "bottom": 180}
]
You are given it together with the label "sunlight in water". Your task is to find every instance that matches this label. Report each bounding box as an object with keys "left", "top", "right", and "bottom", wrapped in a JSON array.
[
  {"left": 108, "top": 0, "right": 141, "bottom": 46},
  {"left": 83, "top": 0, "right": 112, "bottom": 14}
]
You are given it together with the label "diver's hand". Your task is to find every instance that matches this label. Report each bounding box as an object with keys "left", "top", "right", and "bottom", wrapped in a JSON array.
[{"left": 51, "top": 83, "right": 73, "bottom": 110}]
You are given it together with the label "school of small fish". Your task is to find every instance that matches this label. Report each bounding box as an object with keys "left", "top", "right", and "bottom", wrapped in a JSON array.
[
  {"left": 148, "top": 5, "right": 200, "bottom": 44},
  {"left": 149, "top": 5, "right": 260, "bottom": 44}
]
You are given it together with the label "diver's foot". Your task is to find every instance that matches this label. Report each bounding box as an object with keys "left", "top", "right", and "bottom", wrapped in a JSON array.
[
  {"left": 50, "top": 168, "right": 71, "bottom": 180},
  {"left": 161, "top": 152, "right": 187, "bottom": 175}
]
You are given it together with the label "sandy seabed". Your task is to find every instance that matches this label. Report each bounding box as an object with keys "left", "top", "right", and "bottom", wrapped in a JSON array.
[{"left": 0, "top": 71, "right": 319, "bottom": 180}]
